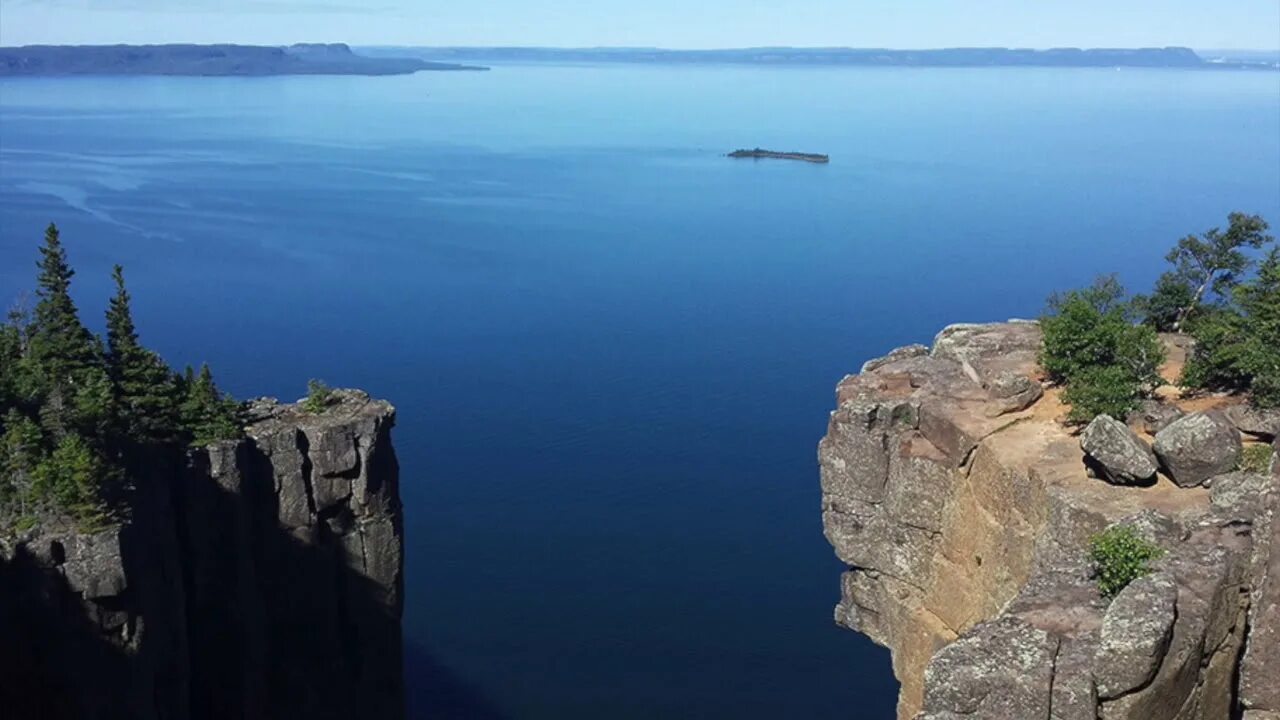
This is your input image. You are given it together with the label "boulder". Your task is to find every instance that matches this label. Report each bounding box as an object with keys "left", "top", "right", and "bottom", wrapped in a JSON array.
[
  {"left": 1093, "top": 573, "right": 1178, "bottom": 699},
  {"left": 1128, "top": 399, "right": 1185, "bottom": 436},
  {"left": 1154, "top": 412, "right": 1243, "bottom": 488},
  {"left": 1225, "top": 404, "right": 1280, "bottom": 441},
  {"left": 1081, "top": 415, "right": 1159, "bottom": 485}
]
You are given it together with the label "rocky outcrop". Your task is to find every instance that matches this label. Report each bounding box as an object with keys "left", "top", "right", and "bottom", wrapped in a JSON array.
[
  {"left": 0, "top": 390, "right": 404, "bottom": 720},
  {"left": 820, "top": 322, "right": 1273, "bottom": 720}
]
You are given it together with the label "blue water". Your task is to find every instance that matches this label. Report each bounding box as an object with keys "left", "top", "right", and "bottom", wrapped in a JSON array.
[{"left": 2, "top": 64, "right": 1278, "bottom": 719}]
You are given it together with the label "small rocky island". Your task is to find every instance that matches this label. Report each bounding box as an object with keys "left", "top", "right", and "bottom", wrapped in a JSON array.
[{"left": 727, "top": 148, "right": 830, "bottom": 164}]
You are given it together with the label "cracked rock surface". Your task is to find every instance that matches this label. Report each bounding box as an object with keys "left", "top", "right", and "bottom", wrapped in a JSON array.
[{"left": 820, "top": 322, "right": 1272, "bottom": 720}]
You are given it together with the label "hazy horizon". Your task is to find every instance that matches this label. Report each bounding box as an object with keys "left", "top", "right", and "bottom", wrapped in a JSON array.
[{"left": 2, "top": 0, "right": 1278, "bottom": 51}]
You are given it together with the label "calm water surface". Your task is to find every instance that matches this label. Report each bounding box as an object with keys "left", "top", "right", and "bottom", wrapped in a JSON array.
[{"left": 2, "top": 63, "right": 1278, "bottom": 719}]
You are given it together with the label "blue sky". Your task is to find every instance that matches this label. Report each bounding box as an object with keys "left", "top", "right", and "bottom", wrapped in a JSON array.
[{"left": 2, "top": 0, "right": 1278, "bottom": 49}]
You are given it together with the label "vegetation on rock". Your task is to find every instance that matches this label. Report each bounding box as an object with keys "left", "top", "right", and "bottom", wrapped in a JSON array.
[
  {"left": 1240, "top": 444, "right": 1275, "bottom": 475},
  {"left": 303, "top": 379, "right": 335, "bottom": 414},
  {"left": 1089, "top": 525, "right": 1164, "bottom": 599},
  {"left": 1, "top": 224, "right": 242, "bottom": 532},
  {"left": 1046, "top": 213, "right": 1276, "bottom": 422},
  {"left": 1041, "top": 276, "right": 1165, "bottom": 423}
]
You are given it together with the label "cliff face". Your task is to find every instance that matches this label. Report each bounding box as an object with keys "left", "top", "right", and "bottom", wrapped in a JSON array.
[
  {"left": 0, "top": 390, "right": 404, "bottom": 720},
  {"left": 819, "top": 323, "right": 1279, "bottom": 720}
]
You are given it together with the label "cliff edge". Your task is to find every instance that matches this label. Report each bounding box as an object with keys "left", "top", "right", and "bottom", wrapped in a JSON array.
[
  {"left": 0, "top": 389, "right": 404, "bottom": 720},
  {"left": 820, "top": 322, "right": 1279, "bottom": 719}
]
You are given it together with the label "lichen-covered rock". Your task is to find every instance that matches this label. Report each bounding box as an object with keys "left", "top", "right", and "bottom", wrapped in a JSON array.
[
  {"left": 1225, "top": 404, "right": 1280, "bottom": 441},
  {"left": 1093, "top": 573, "right": 1177, "bottom": 698},
  {"left": 1154, "top": 412, "right": 1243, "bottom": 487},
  {"left": 1081, "top": 415, "right": 1159, "bottom": 485},
  {"left": 918, "top": 617, "right": 1057, "bottom": 719}
]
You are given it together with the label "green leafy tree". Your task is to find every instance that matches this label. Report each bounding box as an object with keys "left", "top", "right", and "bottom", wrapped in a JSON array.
[
  {"left": 105, "top": 265, "right": 181, "bottom": 444},
  {"left": 1133, "top": 271, "right": 1197, "bottom": 332},
  {"left": 1041, "top": 276, "right": 1165, "bottom": 423},
  {"left": 1165, "top": 212, "right": 1273, "bottom": 331},
  {"left": 1183, "top": 249, "right": 1280, "bottom": 407}
]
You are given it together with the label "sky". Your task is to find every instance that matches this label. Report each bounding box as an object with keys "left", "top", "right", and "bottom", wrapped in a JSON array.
[{"left": 1, "top": 0, "right": 1279, "bottom": 49}]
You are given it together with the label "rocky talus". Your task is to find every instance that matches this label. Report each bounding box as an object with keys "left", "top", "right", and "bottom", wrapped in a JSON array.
[
  {"left": 0, "top": 390, "right": 404, "bottom": 720},
  {"left": 819, "top": 322, "right": 1279, "bottom": 720}
]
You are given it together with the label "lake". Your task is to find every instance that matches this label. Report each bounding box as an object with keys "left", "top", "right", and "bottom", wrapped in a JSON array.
[{"left": 1, "top": 62, "right": 1278, "bottom": 719}]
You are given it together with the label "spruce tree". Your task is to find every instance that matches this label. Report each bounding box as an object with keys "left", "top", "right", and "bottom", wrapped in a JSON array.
[
  {"left": 180, "top": 363, "right": 242, "bottom": 446},
  {"left": 1, "top": 410, "right": 45, "bottom": 518},
  {"left": 105, "top": 265, "right": 181, "bottom": 444},
  {"left": 29, "top": 223, "right": 110, "bottom": 438}
]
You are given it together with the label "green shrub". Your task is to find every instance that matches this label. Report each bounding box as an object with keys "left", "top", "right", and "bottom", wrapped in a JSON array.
[
  {"left": 1041, "top": 276, "right": 1165, "bottom": 423},
  {"left": 303, "top": 379, "right": 334, "bottom": 414},
  {"left": 1061, "top": 365, "right": 1148, "bottom": 424},
  {"left": 1240, "top": 444, "right": 1275, "bottom": 475},
  {"left": 1089, "top": 525, "right": 1164, "bottom": 599}
]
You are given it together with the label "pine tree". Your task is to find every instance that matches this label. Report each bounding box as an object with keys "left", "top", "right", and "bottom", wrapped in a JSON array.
[
  {"left": 1, "top": 410, "right": 45, "bottom": 518},
  {"left": 180, "top": 363, "right": 242, "bottom": 446},
  {"left": 29, "top": 223, "right": 109, "bottom": 438},
  {"left": 105, "top": 265, "right": 181, "bottom": 444}
]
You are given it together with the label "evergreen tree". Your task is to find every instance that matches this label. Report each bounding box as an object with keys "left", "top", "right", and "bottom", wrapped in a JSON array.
[
  {"left": 180, "top": 363, "right": 242, "bottom": 446},
  {"left": 34, "top": 434, "right": 108, "bottom": 527},
  {"left": 105, "top": 265, "right": 181, "bottom": 444},
  {"left": 28, "top": 223, "right": 111, "bottom": 438},
  {"left": 1, "top": 410, "right": 45, "bottom": 518}
]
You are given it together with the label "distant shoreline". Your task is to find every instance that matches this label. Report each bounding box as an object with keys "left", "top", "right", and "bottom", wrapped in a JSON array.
[
  {"left": 359, "top": 46, "right": 1280, "bottom": 71},
  {"left": 0, "top": 44, "right": 488, "bottom": 77}
]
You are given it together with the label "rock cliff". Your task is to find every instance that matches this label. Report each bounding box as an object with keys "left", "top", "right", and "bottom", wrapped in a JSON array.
[
  {"left": 0, "top": 390, "right": 404, "bottom": 720},
  {"left": 819, "top": 322, "right": 1279, "bottom": 719}
]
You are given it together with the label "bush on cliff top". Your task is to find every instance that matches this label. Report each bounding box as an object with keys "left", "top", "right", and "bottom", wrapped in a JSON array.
[
  {"left": 1040, "top": 275, "right": 1165, "bottom": 423},
  {"left": 0, "top": 224, "right": 242, "bottom": 532},
  {"left": 1089, "top": 525, "right": 1164, "bottom": 599}
]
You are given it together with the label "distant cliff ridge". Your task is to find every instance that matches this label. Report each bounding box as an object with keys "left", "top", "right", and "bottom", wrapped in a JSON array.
[
  {"left": 360, "top": 45, "right": 1276, "bottom": 69},
  {"left": 0, "top": 390, "right": 404, "bottom": 720},
  {"left": 0, "top": 43, "right": 486, "bottom": 76},
  {"left": 819, "top": 322, "right": 1279, "bottom": 719}
]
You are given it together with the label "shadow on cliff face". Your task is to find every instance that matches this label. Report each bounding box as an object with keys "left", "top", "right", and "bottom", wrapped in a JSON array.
[
  {"left": 0, "top": 545, "right": 133, "bottom": 720},
  {"left": 1, "top": 429, "right": 414, "bottom": 720}
]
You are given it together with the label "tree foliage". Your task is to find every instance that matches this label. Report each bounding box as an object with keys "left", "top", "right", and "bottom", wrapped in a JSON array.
[
  {"left": 1182, "top": 249, "right": 1280, "bottom": 407},
  {"left": 1163, "top": 212, "right": 1272, "bottom": 331},
  {"left": 1, "top": 224, "right": 243, "bottom": 532},
  {"left": 1041, "top": 276, "right": 1165, "bottom": 423}
]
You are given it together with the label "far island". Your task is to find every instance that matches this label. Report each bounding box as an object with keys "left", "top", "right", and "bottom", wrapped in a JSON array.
[{"left": 728, "top": 148, "right": 830, "bottom": 164}]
